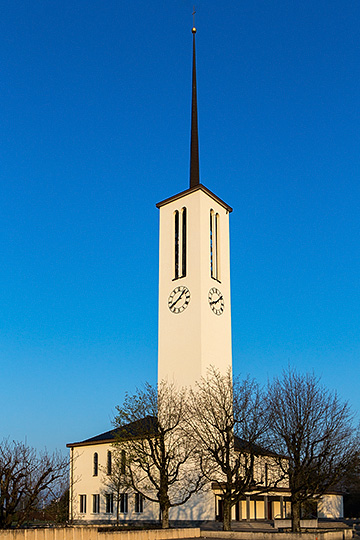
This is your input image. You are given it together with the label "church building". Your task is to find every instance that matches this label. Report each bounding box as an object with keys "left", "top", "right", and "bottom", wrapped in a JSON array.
[{"left": 67, "top": 25, "right": 343, "bottom": 525}]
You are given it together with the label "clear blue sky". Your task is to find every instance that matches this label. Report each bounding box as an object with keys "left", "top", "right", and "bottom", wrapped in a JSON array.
[{"left": 1, "top": 0, "right": 360, "bottom": 453}]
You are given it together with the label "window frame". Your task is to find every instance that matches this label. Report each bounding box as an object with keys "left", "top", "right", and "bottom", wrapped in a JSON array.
[
  {"left": 173, "top": 207, "right": 187, "bottom": 280},
  {"left": 105, "top": 493, "right": 114, "bottom": 514},
  {"left": 120, "top": 493, "right": 128, "bottom": 514},
  {"left": 92, "top": 494, "right": 100, "bottom": 514},
  {"left": 210, "top": 209, "right": 220, "bottom": 282},
  {"left": 107, "top": 450, "right": 112, "bottom": 476},
  {"left": 121, "top": 449, "right": 126, "bottom": 475},
  {"left": 93, "top": 452, "right": 98, "bottom": 477},
  {"left": 79, "top": 494, "right": 87, "bottom": 514},
  {"left": 135, "top": 493, "right": 144, "bottom": 513}
]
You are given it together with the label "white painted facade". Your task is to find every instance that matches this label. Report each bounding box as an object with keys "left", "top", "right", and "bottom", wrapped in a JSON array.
[
  {"left": 69, "top": 443, "right": 158, "bottom": 523},
  {"left": 157, "top": 185, "right": 232, "bottom": 388},
  {"left": 69, "top": 441, "right": 216, "bottom": 524}
]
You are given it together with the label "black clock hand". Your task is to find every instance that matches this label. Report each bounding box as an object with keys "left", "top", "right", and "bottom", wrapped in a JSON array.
[
  {"left": 210, "top": 295, "right": 223, "bottom": 305},
  {"left": 170, "top": 289, "right": 185, "bottom": 308}
]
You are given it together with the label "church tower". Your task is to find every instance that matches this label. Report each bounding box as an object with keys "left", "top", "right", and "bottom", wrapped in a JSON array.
[{"left": 157, "top": 26, "right": 233, "bottom": 387}]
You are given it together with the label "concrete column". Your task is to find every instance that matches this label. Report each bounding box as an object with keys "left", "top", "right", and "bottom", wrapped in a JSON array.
[
  {"left": 264, "top": 495, "right": 268, "bottom": 520},
  {"left": 246, "top": 496, "right": 250, "bottom": 521}
]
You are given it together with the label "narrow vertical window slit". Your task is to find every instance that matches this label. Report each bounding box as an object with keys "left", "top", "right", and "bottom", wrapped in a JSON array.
[
  {"left": 174, "top": 208, "right": 187, "bottom": 279},
  {"left": 174, "top": 211, "right": 179, "bottom": 279},
  {"left": 93, "top": 452, "right": 98, "bottom": 476},
  {"left": 210, "top": 210, "right": 214, "bottom": 278},
  {"left": 210, "top": 210, "right": 220, "bottom": 281},
  {"left": 181, "top": 207, "right": 187, "bottom": 277},
  {"left": 215, "top": 213, "right": 220, "bottom": 280}
]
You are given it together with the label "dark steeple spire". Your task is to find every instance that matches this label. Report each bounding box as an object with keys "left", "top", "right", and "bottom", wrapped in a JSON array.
[{"left": 190, "top": 20, "right": 200, "bottom": 188}]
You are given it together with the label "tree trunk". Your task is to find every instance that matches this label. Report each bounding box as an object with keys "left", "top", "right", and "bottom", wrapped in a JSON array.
[
  {"left": 223, "top": 498, "right": 232, "bottom": 531},
  {"left": 292, "top": 501, "right": 301, "bottom": 532},
  {"left": 161, "top": 505, "right": 170, "bottom": 529},
  {"left": 116, "top": 493, "right": 120, "bottom": 525}
]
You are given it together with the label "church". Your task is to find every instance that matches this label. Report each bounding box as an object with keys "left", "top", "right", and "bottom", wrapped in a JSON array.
[{"left": 67, "top": 25, "right": 343, "bottom": 525}]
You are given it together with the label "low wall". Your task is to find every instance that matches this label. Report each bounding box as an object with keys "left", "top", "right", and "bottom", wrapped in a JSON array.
[
  {"left": 274, "top": 520, "right": 318, "bottom": 529},
  {"left": 0, "top": 528, "right": 352, "bottom": 540},
  {"left": 0, "top": 527, "right": 201, "bottom": 540},
  {"left": 201, "top": 530, "right": 353, "bottom": 540}
]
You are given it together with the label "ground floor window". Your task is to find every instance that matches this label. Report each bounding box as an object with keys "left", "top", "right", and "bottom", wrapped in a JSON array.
[
  {"left": 120, "top": 493, "right": 128, "bottom": 513},
  {"left": 92, "top": 494, "right": 100, "bottom": 513},
  {"left": 105, "top": 493, "right": 114, "bottom": 513},
  {"left": 135, "top": 493, "right": 144, "bottom": 513},
  {"left": 217, "top": 495, "right": 291, "bottom": 521},
  {"left": 79, "top": 494, "right": 86, "bottom": 514}
]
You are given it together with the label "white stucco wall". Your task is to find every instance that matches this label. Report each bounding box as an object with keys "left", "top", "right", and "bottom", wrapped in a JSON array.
[
  {"left": 69, "top": 442, "right": 216, "bottom": 523},
  {"left": 169, "top": 487, "right": 214, "bottom": 521},
  {"left": 70, "top": 443, "right": 159, "bottom": 522},
  {"left": 158, "top": 186, "right": 232, "bottom": 388}
]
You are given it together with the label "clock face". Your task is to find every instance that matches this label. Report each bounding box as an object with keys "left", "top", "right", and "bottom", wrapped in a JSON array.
[
  {"left": 208, "top": 287, "right": 224, "bottom": 315},
  {"left": 168, "top": 286, "right": 191, "bottom": 314}
]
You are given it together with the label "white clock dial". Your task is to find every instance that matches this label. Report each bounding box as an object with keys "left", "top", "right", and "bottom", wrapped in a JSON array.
[
  {"left": 208, "top": 287, "right": 224, "bottom": 315},
  {"left": 168, "top": 286, "right": 191, "bottom": 314}
]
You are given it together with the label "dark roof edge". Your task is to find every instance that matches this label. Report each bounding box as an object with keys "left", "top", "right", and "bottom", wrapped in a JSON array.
[
  {"left": 67, "top": 416, "right": 158, "bottom": 449},
  {"left": 156, "top": 184, "right": 233, "bottom": 213},
  {"left": 67, "top": 439, "right": 115, "bottom": 448}
]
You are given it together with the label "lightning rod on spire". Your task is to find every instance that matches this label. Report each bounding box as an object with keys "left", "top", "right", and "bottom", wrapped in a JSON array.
[{"left": 190, "top": 10, "right": 200, "bottom": 188}]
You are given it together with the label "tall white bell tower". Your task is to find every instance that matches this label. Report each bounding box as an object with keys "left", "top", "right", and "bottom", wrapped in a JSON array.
[{"left": 157, "top": 27, "right": 233, "bottom": 387}]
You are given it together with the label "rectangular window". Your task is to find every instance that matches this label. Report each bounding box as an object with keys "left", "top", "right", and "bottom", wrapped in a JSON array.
[
  {"left": 92, "top": 494, "right": 100, "bottom": 514},
  {"left": 135, "top": 493, "right": 144, "bottom": 513},
  {"left": 174, "top": 208, "right": 187, "bottom": 280},
  {"left": 79, "top": 494, "right": 86, "bottom": 514},
  {"left": 174, "top": 210, "right": 179, "bottom": 279},
  {"left": 210, "top": 210, "right": 220, "bottom": 281},
  {"left": 105, "top": 493, "right": 114, "bottom": 514},
  {"left": 120, "top": 493, "right": 128, "bottom": 514},
  {"left": 181, "top": 207, "right": 187, "bottom": 277}
]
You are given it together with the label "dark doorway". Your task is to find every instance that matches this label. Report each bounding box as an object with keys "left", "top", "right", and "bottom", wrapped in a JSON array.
[{"left": 218, "top": 499, "right": 224, "bottom": 521}]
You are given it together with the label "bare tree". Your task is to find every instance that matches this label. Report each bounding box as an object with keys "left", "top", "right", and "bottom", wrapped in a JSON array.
[
  {"left": 42, "top": 486, "right": 69, "bottom": 524},
  {"left": 0, "top": 439, "right": 68, "bottom": 528},
  {"left": 267, "top": 368, "right": 359, "bottom": 532},
  {"left": 187, "top": 368, "right": 282, "bottom": 531},
  {"left": 113, "top": 381, "right": 204, "bottom": 528},
  {"left": 102, "top": 448, "right": 128, "bottom": 525}
]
